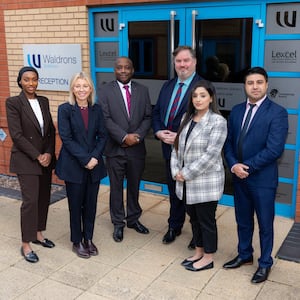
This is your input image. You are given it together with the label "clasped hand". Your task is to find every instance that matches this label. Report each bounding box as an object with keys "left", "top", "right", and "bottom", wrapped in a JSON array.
[
  {"left": 37, "top": 153, "right": 51, "bottom": 167},
  {"left": 85, "top": 157, "right": 98, "bottom": 170},
  {"left": 156, "top": 130, "right": 177, "bottom": 145},
  {"left": 232, "top": 163, "right": 249, "bottom": 179},
  {"left": 123, "top": 133, "right": 140, "bottom": 147}
]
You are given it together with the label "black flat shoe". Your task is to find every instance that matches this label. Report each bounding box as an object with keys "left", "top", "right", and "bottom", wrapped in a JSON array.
[
  {"left": 185, "top": 261, "right": 214, "bottom": 272},
  {"left": 32, "top": 238, "right": 55, "bottom": 248},
  {"left": 181, "top": 256, "right": 202, "bottom": 267},
  {"left": 21, "top": 247, "right": 39, "bottom": 263}
]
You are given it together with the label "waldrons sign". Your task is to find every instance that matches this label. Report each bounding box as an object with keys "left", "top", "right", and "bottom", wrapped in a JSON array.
[{"left": 23, "top": 44, "right": 82, "bottom": 91}]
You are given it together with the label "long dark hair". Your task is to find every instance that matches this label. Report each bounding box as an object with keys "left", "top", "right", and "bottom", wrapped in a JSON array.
[{"left": 174, "top": 80, "right": 220, "bottom": 151}]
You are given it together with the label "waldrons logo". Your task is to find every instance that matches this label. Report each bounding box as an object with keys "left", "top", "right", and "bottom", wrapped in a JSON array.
[
  {"left": 27, "top": 53, "right": 77, "bottom": 69},
  {"left": 276, "top": 10, "right": 297, "bottom": 28},
  {"left": 27, "top": 54, "right": 41, "bottom": 68}
]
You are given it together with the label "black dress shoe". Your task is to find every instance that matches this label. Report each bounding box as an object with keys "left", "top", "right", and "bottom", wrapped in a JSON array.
[
  {"left": 32, "top": 238, "right": 55, "bottom": 248},
  {"left": 72, "top": 242, "right": 90, "bottom": 258},
  {"left": 21, "top": 247, "right": 39, "bottom": 263},
  {"left": 113, "top": 226, "right": 124, "bottom": 242},
  {"left": 223, "top": 255, "right": 253, "bottom": 269},
  {"left": 251, "top": 267, "right": 271, "bottom": 284},
  {"left": 127, "top": 221, "right": 149, "bottom": 234},
  {"left": 181, "top": 256, "right": 202, "bottom": 267},
  {"left": 187, "top": 238, "right": 195, "bottom": 250},
  {"left": 162, "top": 228, "right": 181, "bottom": 244},
  {"left": 185, "top": 261, "right": 214, "bottom": 272},
  {"left": 84, "top": 240, "right": 98, "bottom": 256}
]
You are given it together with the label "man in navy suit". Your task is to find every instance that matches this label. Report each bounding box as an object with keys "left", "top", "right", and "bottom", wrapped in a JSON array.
[
  {"left": 98, "top": 57, "right": 152, "bottom": 242},
  {"left": 223, "top": 67, "right": 288, "bottom": 283},
  {"left": 152, "top": 46, "right": 202, "bottom": 246}
]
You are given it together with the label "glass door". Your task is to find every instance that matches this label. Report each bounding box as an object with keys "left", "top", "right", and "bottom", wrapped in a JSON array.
[
  {"left": 185, "top": 5, "right": 262, "bottom": 205},
  {"left": 121, "top": 4, "right": 262, "bottom": 198},
  {"left": 121, "top": 8, "right": 186, "bottom": 193}
]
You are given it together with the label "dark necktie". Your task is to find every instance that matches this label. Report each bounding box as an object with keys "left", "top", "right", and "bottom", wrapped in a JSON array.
[
  {"left": 123, "top": 85, "right": 131, "bottom": 116},
  {"left": 238, "top": 103, "right": 256, "bottom": 162},
  {"left": 167, "top": 82, "right": 184, "bottom": 129}
]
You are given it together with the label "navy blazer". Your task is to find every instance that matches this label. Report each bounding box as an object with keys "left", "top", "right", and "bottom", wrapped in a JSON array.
[
  {"left": 152, "top": 74, "right": 203, "bottom": 160},
  {"left": 98, "top": 80, "right": 152, "bottom": 158},
  {"left": 224, "top": 97, "right": 288, "bottom": 188},
  {"left": 6, "top": 91, "right": 56, "bottom": 175},
  {"left": 55, "top": 102, "right": 107, "bottom": 184}
]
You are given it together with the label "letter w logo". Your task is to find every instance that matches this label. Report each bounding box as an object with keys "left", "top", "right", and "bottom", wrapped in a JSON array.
[
  {"left": 100, "top": 18, "right": 114, "bottom": 32},
  {"left": 27, "top": 54, "right": 41, "bottom": 68},
  {"left": 276, "top": 11, "right": 297, "bottom": 27}
]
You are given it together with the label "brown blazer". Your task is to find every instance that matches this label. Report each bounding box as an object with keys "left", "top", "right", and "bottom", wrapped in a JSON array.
[{"left": 6, "top": 91, "right": 56, "bottom": 174}]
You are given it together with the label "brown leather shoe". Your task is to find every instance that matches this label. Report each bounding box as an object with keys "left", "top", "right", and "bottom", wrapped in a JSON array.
[
  {"left": 72, "top": 242, "right": 90, "bottom": 259},
  {"left": 84, "top": 240, "right": 98, "bottom": 256}
]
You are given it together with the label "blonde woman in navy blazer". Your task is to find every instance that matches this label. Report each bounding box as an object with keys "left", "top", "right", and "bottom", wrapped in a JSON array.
[
  {"left": 56, "top": 72, "right": 107, "bottom": 259},
  {"left": 171, "top": 80, "right": 227, "bottom": 272},
  {"left": 6, "top": 66, "right": 56, "bottom": 263}
]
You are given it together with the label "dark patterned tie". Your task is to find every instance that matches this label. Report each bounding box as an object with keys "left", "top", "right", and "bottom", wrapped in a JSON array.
[
  {"left": 167, "top": 82, "right": 184, "bottom": 129},
  {"left": 123, "top": 85, "right": 131, "bottom": 116},
  {"left": 238, "top": 103, "right": 256, "bottom": 162}
]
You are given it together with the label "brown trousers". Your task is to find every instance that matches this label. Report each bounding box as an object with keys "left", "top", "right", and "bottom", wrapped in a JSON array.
[{"left": 18, "top": 173, "right": 52, "bottom": 242}]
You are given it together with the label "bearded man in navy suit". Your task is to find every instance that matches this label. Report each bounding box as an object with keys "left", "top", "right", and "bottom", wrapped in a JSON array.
[
  {"left": 152, "top": 46, "right": 202, "bottom": 247},
  {"left": 223, "top": 67, "right": 288, "bottom": 284}
]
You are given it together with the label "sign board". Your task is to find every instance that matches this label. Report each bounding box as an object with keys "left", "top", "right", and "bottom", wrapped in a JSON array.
[
  {"left": 23, "top": 44, "right": 82, "bottom": 91},
  {"left": 264, "top": 40, "right": 300, "bottom": 72},
  {"left": 266, "top": 3, "right": 300, "bottom": 34}
]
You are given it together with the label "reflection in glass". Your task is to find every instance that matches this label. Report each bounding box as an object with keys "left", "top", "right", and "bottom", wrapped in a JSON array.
[{"left": 127, "top": 18, "right": 253, "bottom": 195}]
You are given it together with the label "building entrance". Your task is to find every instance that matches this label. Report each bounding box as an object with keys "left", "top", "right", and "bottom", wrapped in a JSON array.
[{"left": 89, "top": 2, "right": 297, "bottom": 217}]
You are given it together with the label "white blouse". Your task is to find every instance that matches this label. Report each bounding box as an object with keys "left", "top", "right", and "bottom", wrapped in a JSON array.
[{"left": 28, "top": 99, "right": 44, "bottom": 136}]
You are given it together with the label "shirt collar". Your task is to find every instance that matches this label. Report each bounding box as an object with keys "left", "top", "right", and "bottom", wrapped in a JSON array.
[
  {"left": 247, "top": 94, "right": 267, "bottom": 108},
  {"left": 176, "top": 72, "right": 196, "bottom": 86},
  {"left": 117, "top": 80, "right": 132, "bottom": 89}
]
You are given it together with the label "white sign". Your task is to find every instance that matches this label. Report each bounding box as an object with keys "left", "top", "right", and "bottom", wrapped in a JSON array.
[
  {"left": 23, "top": 44, "right": 82, "bottom": 91},
  {"left": 213, "top": 82, "right": 246, "bottom": 111}
]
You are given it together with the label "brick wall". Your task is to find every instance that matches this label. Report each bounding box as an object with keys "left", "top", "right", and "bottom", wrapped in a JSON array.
[{"left": 1, "top": 5, "right": 90, "bottom": 184}]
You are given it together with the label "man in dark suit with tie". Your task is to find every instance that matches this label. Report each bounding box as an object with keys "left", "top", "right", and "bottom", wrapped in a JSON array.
[
  {"left": 152, "top": 46, "right": 202, "bottom": 246},
  {"left": 98, "top": 57, "right": 152, "bottom": 242},
  {"left": 223, "top": 67, "right": 288, "bottom": 283}
]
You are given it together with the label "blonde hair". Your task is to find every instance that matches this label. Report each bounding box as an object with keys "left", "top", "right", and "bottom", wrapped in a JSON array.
[{"left": 68, "top": 72, "right": 96, "bottom": 105}]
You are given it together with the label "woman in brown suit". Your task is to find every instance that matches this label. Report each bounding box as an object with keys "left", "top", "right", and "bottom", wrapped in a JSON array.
[{"left": 6, "top": 66, "right": 56, "bottom": 263}]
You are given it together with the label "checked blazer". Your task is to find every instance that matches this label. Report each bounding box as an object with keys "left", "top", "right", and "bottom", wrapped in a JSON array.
[{"left": 170, "top": 110, "right": 227, "bottom": 205}]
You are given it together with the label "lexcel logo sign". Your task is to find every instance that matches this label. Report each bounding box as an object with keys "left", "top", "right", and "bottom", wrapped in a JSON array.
[
  {"left": 271, "top": 50, "right": 297, "bottom": 63},
  {"left": 23, "top": 44, "right": 82, "bottom": 92}
]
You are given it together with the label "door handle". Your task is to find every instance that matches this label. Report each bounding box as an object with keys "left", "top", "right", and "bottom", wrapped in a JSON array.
[
  {"left": 170, "top": 10, "right": 176, "bottom": 78},
  {"left": 192, "top": 10, "right": 198, "bottom": 50}
]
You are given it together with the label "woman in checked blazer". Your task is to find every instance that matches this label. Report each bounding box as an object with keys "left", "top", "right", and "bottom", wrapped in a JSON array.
[{"left": 171, "top": 80, "right": 227, "bottom": 272}]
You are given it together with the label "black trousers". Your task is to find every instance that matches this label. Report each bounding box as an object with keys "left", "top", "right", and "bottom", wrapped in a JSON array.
[
  {"left": 106, "top": 155, "right": 144, "bottom": 227},
  {"left": 66, "top": 171, "right": 100, "bottom": 244},
  {"left": 18, "top": 173, "right": 52, "bottom": 242},
  {"left": 185, "top": 200, "right": 218, "bottom": 253},
  {"left": 165, "top": 159, "right": 186, "bottom": 230}
]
